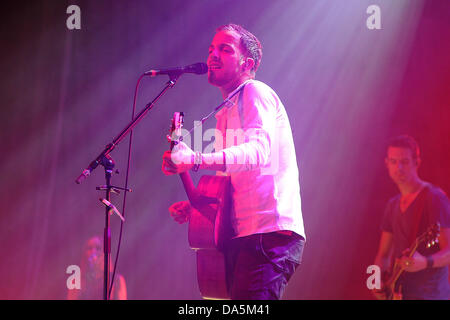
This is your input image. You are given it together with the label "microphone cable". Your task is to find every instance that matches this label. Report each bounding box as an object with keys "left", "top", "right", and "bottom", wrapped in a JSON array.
[{"left": 108, "top": 73, "right": 145, "bottom": 299}]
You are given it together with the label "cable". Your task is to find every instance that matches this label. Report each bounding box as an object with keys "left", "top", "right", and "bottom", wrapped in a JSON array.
[{"left": 108, "top": 73, "right": 145, "bottom": 299}]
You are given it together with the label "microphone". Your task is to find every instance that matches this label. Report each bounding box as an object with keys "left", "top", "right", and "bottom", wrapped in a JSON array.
[{"left": 144, "top": 62, "right": 208, "bottom": 77}]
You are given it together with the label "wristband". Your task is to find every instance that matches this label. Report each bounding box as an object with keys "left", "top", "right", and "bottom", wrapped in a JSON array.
[
  {"left": 192, "top": 152, "right": 202, "bottom": 172},
  {"left": 426, "top": 255, "right": 434, "bottom": 269}
]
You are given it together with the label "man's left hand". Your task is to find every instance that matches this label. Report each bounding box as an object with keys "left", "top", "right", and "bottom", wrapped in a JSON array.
[
  {"left": 162, "top": 141, "right": 195, "bottom": 175},
  {"left": 398, "top": 251, "right": 427, "bottom": 272}
]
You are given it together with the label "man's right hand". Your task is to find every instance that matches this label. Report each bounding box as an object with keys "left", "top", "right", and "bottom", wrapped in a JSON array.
[{"left": 169, "top": 200, "right": 192, "bottom": 224}]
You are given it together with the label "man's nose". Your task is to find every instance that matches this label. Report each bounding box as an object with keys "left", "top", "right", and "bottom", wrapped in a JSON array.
[{"left": 209, "top": 48, "right": 219, "bottom": 59}]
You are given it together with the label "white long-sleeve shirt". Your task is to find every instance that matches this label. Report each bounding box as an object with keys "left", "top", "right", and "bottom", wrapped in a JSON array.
[{"left": 214, "top": 80, "right": 305, "bottom": 240}]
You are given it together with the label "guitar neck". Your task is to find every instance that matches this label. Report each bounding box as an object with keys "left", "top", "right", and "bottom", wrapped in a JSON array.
[
  {"left": 179, "top": 171, "right": 198, "bottom": 204},
  {"left": 169, "top": 111, "right": 201, "bottom": 207},
  {"left": 390, "top": 241, "right": 420, "bottom": 285}
]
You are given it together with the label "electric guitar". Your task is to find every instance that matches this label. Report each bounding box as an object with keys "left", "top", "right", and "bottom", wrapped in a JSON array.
[
  {"left": 169, "top": 112, "right": 234, "bottom": 300},
  {"left": 383, "top": 223, "right": 440, "bottom": 300}
]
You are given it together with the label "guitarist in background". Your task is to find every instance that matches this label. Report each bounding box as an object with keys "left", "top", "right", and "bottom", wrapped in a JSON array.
[
  {"left": 162, "top": 24, "right": 305, "bottom": 300},
  {"left": 373, "top": 135, "right": 450, "bottom": 299}
]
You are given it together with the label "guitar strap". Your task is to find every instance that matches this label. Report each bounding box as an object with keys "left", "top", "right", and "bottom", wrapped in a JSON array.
[{"left": 237, "top": 82, "right": 246, "bottom": 128}]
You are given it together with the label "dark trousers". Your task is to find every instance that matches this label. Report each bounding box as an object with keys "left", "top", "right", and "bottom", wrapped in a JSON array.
[{"left": 225, "top": 231, "right": 305, "bottom": 300}]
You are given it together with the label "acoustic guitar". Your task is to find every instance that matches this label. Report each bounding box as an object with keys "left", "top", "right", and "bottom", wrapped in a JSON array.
[
  {"left": 383, "top": 223, "right": 440, "bottom": 300},
  {"left": 169, "top": 112, "right": 234, "bottom": 299}
]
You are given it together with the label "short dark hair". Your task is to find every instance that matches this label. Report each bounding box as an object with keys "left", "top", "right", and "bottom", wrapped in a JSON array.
[
  {"left": 386, "top": 135, "right": 420, "bottom": 160},
  {"left": 216, "top": 23, "right": 262, "bottom": 74}
]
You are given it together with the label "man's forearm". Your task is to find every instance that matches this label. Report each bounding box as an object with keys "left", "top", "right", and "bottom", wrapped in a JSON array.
[
  {"left": 428, "top": 228, "right": 450, "bottom": 268},
  {"left": 428, "top": 248, "right": 450, "bottom": 268},
  {"left": 374, "top": 255, "right": 392, "bottom": 274},
  {"left": 197, "top": 152, "right": 226, "bottom": 172}
]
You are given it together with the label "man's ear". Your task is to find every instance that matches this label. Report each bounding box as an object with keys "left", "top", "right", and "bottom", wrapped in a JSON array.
[
  {"left": 241, "top": 57, "right": 255, "bottom": 72},
  {"left": 415, "top": 157, "right": 421, "bottom": 168}
]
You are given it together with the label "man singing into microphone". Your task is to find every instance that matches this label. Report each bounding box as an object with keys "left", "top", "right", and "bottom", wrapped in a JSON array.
[{"left": 162, "top": 24, "right": 305, "bottom": 300}]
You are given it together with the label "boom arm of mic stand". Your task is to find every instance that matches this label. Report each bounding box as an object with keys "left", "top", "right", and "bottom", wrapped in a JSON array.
[{"left": 75, "top": 77, "right": 179, "bottom": 184}]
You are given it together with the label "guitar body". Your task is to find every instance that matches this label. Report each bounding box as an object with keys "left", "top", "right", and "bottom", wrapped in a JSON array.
[
  {"left": 188, "top": 175, "right": 233, "bottom": 251},
  {"left": 187, "top": 174, "right": 233, "bottom": 300},
  {"left": 168, "top": 111, "right": 234, "bottom": 299}
]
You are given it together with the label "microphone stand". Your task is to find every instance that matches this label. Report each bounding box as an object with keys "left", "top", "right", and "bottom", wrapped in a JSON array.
[
  {"left": 101, "top": 153, "right": 114, "bottom": 301},
  {"left": 75, "top": 74, "right": 180, "bottom": 300}
]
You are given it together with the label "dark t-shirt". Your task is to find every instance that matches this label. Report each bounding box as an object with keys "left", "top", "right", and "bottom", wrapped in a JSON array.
[{"left": 381, "top": 183, "right": 450, "bottom": 300}]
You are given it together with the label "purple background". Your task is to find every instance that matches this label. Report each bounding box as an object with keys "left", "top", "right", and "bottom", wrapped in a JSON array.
[{"left": 0, "top": 0, "right": 449, "bottom": 299}]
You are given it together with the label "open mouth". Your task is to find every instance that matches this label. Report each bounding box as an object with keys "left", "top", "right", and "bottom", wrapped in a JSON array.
[{"left": 208, "top": 64, "right": 221, "bottom": 70}]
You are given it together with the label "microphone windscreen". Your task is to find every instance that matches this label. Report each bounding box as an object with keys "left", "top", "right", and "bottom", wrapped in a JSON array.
[{"left": 191, "top": 62, "right": 208, "bottom": 75}]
